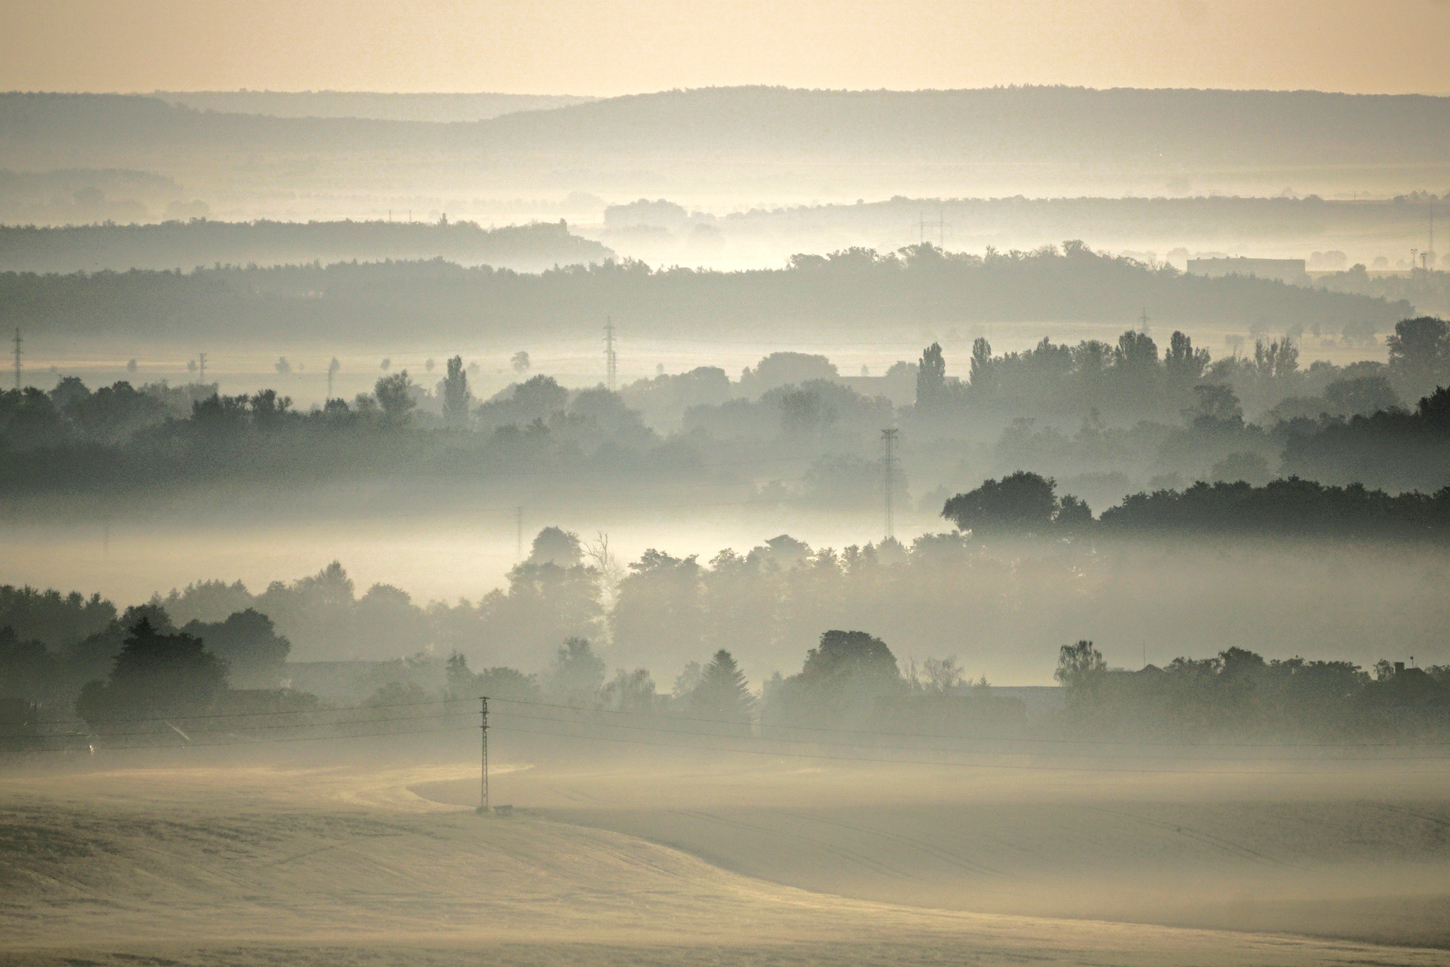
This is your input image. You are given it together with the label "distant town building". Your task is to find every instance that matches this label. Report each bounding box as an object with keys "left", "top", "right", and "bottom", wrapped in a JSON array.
[{"left": 1186, "top": 257, "right": 1309, "bottom": 286}]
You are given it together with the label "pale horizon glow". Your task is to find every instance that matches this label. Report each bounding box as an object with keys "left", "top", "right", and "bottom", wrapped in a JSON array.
[{"left": 3, "top": 0, "right": 1450, "bottom": 97}]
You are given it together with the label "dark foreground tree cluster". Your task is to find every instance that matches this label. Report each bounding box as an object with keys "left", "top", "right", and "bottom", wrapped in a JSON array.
[
  {"left": 0, "top": 586, "right": 291, "bottom": 706},
  {"left": 943, "top": 468, "right": 1450, "bottom": 539},
  {"left": 0, "top": 367, "right": 697, "bottom": 496},
  {"left": 963, "top": 318, "right": 1450, "bottom": 496},
  {"left": 1055, "top": 640, "right": 1449, "bottom": 742}
]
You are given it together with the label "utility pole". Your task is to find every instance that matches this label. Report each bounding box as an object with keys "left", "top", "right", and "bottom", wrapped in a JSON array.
[
  {"left": 515, "top": 506, "right": 523, "bottom": 560},
  {"left": 604, "top": 317, "right": 617, "bottom": 392},
  {"left": 198, "top": 352, "right": 207, "bottom": 385},
  {"left": 11, "top": 329, "right": 20, "bottom": 391},
  {"left": 1139, "top": 307, "right": 1150, "bottom": 335},
  {"left": 881, "top": 428, "right": 899, "bottom": 540},
  {"left": 476, "top": 696, "right": 490, "bottom": 814}
]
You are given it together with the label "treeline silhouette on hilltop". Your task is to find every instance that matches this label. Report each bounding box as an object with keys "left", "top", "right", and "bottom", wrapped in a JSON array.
[
  {"left": 0, "top": 219, "right": 612, "bottom": 274},
  {"left": 0, "top": 242, "right": 1406, "bottom": 342},
  {"left": 944, "top": 466, "right": 1450, "bottom": 539}
]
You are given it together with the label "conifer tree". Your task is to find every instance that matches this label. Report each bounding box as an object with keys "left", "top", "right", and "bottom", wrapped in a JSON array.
[{"left": 689, "top": 649, "right": 754, "bottom": 725}]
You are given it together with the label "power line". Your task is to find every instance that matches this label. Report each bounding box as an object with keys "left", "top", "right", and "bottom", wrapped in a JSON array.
[
  {"left": 10, "top": 706, "right": 1450, "bottom": 773},
  {"left": 487, "top": 697, "right": 1450, "bottom": 752},
  {"left": 15, "top": 693, "right": 1450, "bottom": 754},
  {"left": 491, "top": 708, "right": 1450, "bottom": 764},
  {"left": 489, "top": 722, "right": 1450, "bottom": 777}
]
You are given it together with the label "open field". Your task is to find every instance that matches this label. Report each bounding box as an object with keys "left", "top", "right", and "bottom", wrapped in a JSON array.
[
  {"left": 1, "top": 751, "right": 1447, "bottom": 966},
  {"left": 418, "top": 754, "right": 1450, "bottom": 950}
]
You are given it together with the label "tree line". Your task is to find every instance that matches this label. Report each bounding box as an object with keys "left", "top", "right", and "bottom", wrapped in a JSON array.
[
  {"left": 7, "top": 602, "right": 1444, "bottom": 753},
  {"left": 943, "top": 468, "right": 1450, "bottom": 539},
  {"left": 8, "top": 318, "right": 1450, "bottom": 502},
  {"left": 1, "top": 242, "right": 1406, "bottom": 344},
  {"left": 1054, "top": 640, "right": 1449, "bottom": 742},
  {"left": 0, "top": 219, "right": 611, "bottom": 274},
  {"left": 7, "top": 518, "right": 1449, "bottom": 707}
]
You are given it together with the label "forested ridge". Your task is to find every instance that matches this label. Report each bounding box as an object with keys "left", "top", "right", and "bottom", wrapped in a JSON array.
[
  {"left": 0, "top": 243, "right": 1406, "bottom": 343},
  {"left": 0, "top": 219, "right": 613, "bottom": 274}
]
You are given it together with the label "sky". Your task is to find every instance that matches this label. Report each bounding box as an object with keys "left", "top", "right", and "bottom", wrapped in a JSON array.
[{"left": 3, "top": 0, "right": 1450, "bottom": 96}]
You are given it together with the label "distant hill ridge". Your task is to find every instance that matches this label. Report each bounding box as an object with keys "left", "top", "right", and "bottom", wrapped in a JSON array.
[
  {"left": 0, "top": 219, "right": 614, "bottom": 274},
  {"left": 150, "top": 91, "right": 595, "bottom": 123},
  {"left": 2, "top": 87, "right": 1448, "bottom": 165}
]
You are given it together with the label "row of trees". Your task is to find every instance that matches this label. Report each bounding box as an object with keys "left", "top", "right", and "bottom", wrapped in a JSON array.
[
  {"left": 1054, "top": 640, "right": 1449, "bottom": 740},
  {"left": 12, "top": 506, "right": 1449, "bottom": 700},
  {"left": 942, "top": 469, "right": 1450, "bottom": 539},
  {"left": 5, "top": 318, "right": 1448, "bottom": 503},
  {"left": 914, "top": 316, "right": 1450, "bottom": 423},
  {"left": 17, "top": 612, "right": 1444, "bottom": 752},
  {"left": 28, "top": 613, "right": 1006, "bottom": 749},
  {"left": 2, "top": 242, "right": 1406, "bottom": 344},
  {"left": 0, "top": 596, "right": 291, "bottom": 714}
]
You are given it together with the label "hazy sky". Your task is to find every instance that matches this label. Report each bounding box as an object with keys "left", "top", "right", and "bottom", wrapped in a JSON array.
[{"left": 5, "top": 0, "right": 1449, "bottom": 96}]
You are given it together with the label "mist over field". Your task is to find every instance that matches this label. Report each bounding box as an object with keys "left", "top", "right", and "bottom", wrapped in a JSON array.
[{"left": 4, "top": 7, "right": 1450, "bottom": 965}]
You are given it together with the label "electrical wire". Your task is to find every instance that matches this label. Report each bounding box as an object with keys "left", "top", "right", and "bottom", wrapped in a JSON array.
[{"left": 14, "top": 693, "right": 1450, "bottom": 752}]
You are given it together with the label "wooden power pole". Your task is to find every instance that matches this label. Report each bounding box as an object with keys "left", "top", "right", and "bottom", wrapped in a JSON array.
[{"left": 477, "top": 695, "right": 490, "bottom": 814}]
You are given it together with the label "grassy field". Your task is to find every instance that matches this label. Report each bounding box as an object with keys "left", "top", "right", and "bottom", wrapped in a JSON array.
[{"left": 0, "top": 752, "right": 1446, "bottom": 966}]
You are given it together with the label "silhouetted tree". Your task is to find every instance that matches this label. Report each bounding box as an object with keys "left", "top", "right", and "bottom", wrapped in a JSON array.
[
  {"left": 916, "top": 342, "right": 946, "bottom": 411},
  {"left": 529, "top": 527, "right": 583, "bottom": 567},
  {"left": 442, "top": 355, "right": 471, "bottom": 427},
  {"left": 1163, "top": 331, "right": 1209, "bottom": 387},
  {"left": 180, "top": 608, "right": 290, "bottom": 688},
  {"left": 374, "top": 371, "right": 415, "bottom": 425},
  {"left": 1055, "top": 640, "right": 1105, "bottom": 687},
  {"left": 547, "top": 637, "right": 606, "bottom": 706},
  {"left": 1188, "top": 383, "right": 1244, "bottom": 430},
  {"left": 75, "top": 617, "right": 227, "bottom": 726},
  {"left": 968, "top": 337, "right": 994, "bottom": 397},
  {"left": 1323, "top": 375, "right": 1401, "bottom": 416},
  {"left": 1055, "top": 494, "right": 1094, "bottom": 529},
  {"left": 942, "top": 471, "right": 1058, "bottom": 533},
  {"left": 689, "top": 649, "right": 754, "bottom": 726},
  {"left": 1387, "top": 316, "right": 1450, "bottom": 397}
]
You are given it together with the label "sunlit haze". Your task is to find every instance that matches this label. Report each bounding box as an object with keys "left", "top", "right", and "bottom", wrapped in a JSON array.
[
  {"left": 2, "top": 0, "right": 1449, "bottom": 95},
  {"left": 4, "top": 4, "right": 1450, "bottom": 967}
]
